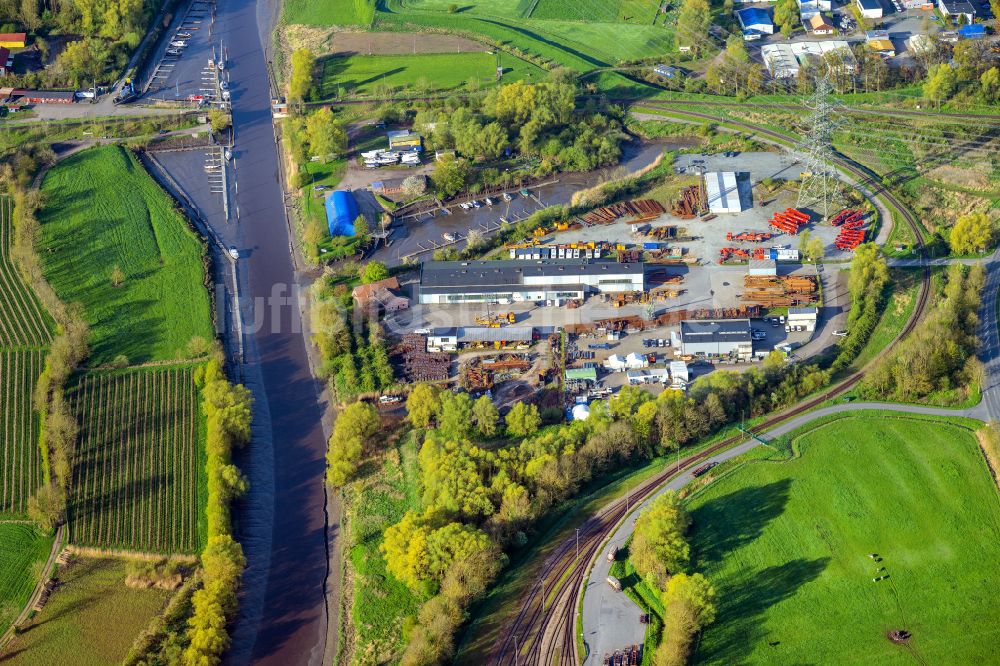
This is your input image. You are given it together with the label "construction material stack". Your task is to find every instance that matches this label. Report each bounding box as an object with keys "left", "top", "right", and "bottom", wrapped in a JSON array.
[
  {"left": 582, "top": 199, "right": 665, "bottom": 225},
  {"left": 742, "top": 275, "right": 819, "bottom": 307},
  {"left": 671, "top": 186, "right": 703, "bottom": 218},
  {"left": 831, "top": 209, "right": 866, "bottom": 250},
  {"left": 690, "top": 305, "right": 762, "bottom": 319},
  {"left": 769, "top": 208, "right": 809, "bottom": 235}
]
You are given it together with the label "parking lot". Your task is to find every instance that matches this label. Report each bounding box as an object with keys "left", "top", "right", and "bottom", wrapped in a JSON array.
[{"left": 143, "top": 0, "right": 224, "bottom": 103}]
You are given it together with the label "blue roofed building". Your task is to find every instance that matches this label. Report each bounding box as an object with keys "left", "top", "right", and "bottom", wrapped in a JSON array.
[
  {"left": 325, "top": 190, "right": 359, "bottom": 237},
  {"left": 736, "top": 7, "right": 774, "bottom": 35}
]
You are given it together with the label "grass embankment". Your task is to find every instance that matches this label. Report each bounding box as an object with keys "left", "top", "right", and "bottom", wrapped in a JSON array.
[
  {"left": 686, "top": 414, "right": 1000, "bottom": 665},
  {"left": 846, "top": 267, "right": 920, "bottom": 371},
  {"left": 317, "top": 52, "right": 547, "bottom": 99},
  {"left": 343, "top": 432, "right": 422, "bottom": 664},
  {"left": 37, "top": 146, "right": 214, "bottom": 366},
  {"left": 0, "top": 524, "right": 54, "bottom": 632},
  {"left": 0, "top": 558, "right": 172, "bottom": 666}
]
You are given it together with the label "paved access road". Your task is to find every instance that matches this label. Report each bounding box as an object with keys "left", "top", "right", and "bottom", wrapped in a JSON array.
[
  {"left": 580, "top": 401, "right": 987, "bottom": 664},
  {"left": 206, "top": 0, "right": 330, "bottom": 664}
]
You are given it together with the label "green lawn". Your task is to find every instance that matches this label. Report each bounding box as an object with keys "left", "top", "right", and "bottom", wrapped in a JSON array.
[
  {"left": 37, "top": 146, "right": 214, "bottom": 366},
  {"left": 345, "top": 433, "right": 421, "bottom": 664},
  {"left": 0, "top": 524, "right": 53, "bottom": 633},
  {"left": 317, "top": 52, "right": 547, "bottom": 99},
  {"left": 530, "top": 0, "right": 661, "bottom": 22},
  {"left": 284, "top": 0, "right": 375, "bottom": 25},
  {"left": 0, "top": 557, "right": 172, "bottom": 666},
  {"left": 686, "top": 414, "right": 1000, "bottom": 665}
]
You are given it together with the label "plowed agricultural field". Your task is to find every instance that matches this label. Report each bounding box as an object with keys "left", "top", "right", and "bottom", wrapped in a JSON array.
[{"left": 68, "top": 366, "right": 205, "bottom": 554}]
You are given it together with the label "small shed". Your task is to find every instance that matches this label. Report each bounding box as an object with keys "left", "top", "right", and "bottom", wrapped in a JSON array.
[
  {"left": 627, "top": 368, "right": 669, "bottom": 385},
  {"left": 808, "top": 14, "right": 836, "bottom": 34},
  {"left": 670, "top": 361, "right": 689, "bottom": 383},
  {"left": 748, "top": 259, "right": 777, "bottom": 276},
  {"left": 387, "top": 130, "right": 422, "bottom": 151},
  {"left": 856, "top": 0, "right": 883, "bottom": 18},
  {"left": 325, "top": 190, "right": 359, "bottom": 237},
  {"left": 653, "top": 64, "right": 680, "bottom": 78},
  {"left": 0, "top": 33, "right": 26, "bottom": 49},
  {"left": 787, "top": 307, "right": 818, "bottom": 331},
  {"left": 625, "top": 352, "right": 649, "bottom": 369},
  {"left": 605, "top": 354, "right": 627, "bottom": 371},
  {"left": 566, "top": 367, "right": 598, "bottom": 383},
  {"left": 958, "top": 24, "right": 986, "bottom": 40}
]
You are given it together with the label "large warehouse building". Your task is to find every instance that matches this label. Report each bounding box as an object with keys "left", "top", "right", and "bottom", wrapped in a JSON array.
[
  {"left": 680, "top": 319, "right": 753, "bottom": 360},
  {"left": 418, "top": 259, "right": 645, "bottom": 305}
]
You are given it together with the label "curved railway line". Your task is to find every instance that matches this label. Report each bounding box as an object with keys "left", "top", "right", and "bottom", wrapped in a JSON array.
[{"left": 488, "top": 107, "right": 933, "bottom": 666}]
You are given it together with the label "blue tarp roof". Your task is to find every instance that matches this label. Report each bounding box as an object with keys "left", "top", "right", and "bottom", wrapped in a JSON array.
[
  {"left": 958, "top": 24, "right": 986, "bottom": 37},
  {"left": 325, "top": 190, "right": 358, "bottom": 237},
  {"left": 737, "top": 7, "right": 772, "bottom": 25}
]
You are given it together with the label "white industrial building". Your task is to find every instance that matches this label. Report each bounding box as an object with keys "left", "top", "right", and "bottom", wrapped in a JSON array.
[
  {"left": 418, "top": 259, "right": 644, "bottom": 305},
  {"left": 787, "top": 307, "right": 818, "bottom": 331},
  {"left": 748, "top": 259, "right": 778, "bottom": 276},
  {"left": 670, "top": 361, "right": 690, "bottom": 384},
  {"left": 627, "top": 368, "right": 670, "bottom": 385},
  {"left": 856, "top": 0, "right": 883, "bottom": 18},
  {"left": 762, "top": 41, "right": 856, "bottom": 78},
  {"left": 798, "top": 0, "right": 832, "bottom": 11},
  {"left": 938, "top": 0, "right": 975, "bottom": 23},
  {"left": 606, "top": 353, "right": 649, "bottom": 372},
  {"left": 680, "top": 319, "right": 753, "bottom": 360},
  {"left": 705, "top": 172, "right": 746, "bottom": 213},
  {"left": 426, "top": 326, "right": 534, "bottom": 351}
]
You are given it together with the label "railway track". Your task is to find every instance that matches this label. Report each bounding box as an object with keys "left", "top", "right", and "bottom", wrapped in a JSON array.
[{"left": 489, "top": 107, "right": 932, "bottom": 666}]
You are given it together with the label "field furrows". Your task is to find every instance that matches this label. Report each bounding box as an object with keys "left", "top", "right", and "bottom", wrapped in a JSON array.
[
  {"left": 0, "top": 196, "right": 52, "bottom": 348},
  {"left": 68, "top": 367, "right": 202, "bottom": 554},
  {"left": 0, "top": 349, "right": 44, "bottom": 514}
]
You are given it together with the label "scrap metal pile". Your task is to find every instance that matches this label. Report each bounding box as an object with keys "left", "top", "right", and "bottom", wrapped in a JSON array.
[
  {"left": 582, "top": 199, "right": 665, "bottom": 225},
  {"left": 463, "top": 355, "right": 532, "bottom": 391},
  {"left": 396, "top": 334, "right": 450, "bottom": 383},
  {"left": 603, "top": 645, "right": 641, "bottom": 666},
  {"left": 768, "top": 208, "right": 809, "bottom": 235},
  {"left": 742, "top": 275, "right": 818, "bottom": 307},
  {"left": 832, "top": 209, "right": 866, "bottom": 250},
  {"left": 671, "top": 186, "right": 703, "bottom": 219}
]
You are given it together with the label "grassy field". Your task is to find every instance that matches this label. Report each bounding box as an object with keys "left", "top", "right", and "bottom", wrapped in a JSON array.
[
  {"left": 67, "top": 366, "right": 206, "bottom": 554},
  {"left": 0, "top": 557, "right": 173, "bottom": 665},
  {"left": 284, "top": 0, "right": 375, "bottom": 25},
  {"left": 685, "top": 414, "right": 1000, "bottom": 665},
  {"left": 345, "top": 433, "right": 421, "bottom": 665},
  {"left": 0, "top": 524, "right": 53, "bottom": 632},
  {"left": 317, "top": 52, "right": 547, "bottom": 99},
  {"left": 530, "top": 0, "right": 661, "bottom": 22},
  {"left": 37, "top": 146, "right": 213, "bottom": 366}
]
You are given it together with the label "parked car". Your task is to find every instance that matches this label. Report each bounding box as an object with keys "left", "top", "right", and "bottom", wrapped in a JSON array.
[
  {"left": 228, "top": 246, "right": 240, "bottom": 260},
  {"left": 833, "top": 330, "right": 848, "bottom": 337},
  {"left": 751, "top": 329, "right": 767, "bottom": 341}
]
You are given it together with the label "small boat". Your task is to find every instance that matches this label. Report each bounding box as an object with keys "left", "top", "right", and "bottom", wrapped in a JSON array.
[
  {"left": 485, "top": 197, "right": 494, "bottom": 206},
  {"left": 502, "top": 192, "right": 512, "bottom": 202},
  {"left": 520, "top": 188, "right": 530, "bottom": 197},
  {"left": 472, "top": 200, "right": 481, "bottom": 208},
  {"left": 460, "top": 202, "right": 470, "bottom": 210},
  {"left": 443, "top": 232, "right": 456, "bottom": 242}
]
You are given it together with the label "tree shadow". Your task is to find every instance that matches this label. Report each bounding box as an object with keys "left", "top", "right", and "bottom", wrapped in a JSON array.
[
  {"left": 694, "top": 556, "right": 830, "bottom": 664},
  {"left": 688, "top": 478, "right": 793, "bottom": 568}
]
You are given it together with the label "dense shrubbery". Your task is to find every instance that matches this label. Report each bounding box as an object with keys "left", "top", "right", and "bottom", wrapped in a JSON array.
[
  {"left": 310, "top": 276, "right": 395, "bottom": 401},
  {"left": 414, "top": 72, "right": 628, "bottom": 195},
  {"left": 387, "top": 352, "right": 835, "bottom": 663},
  {"left": 832, "top": 243, "right": 889, "bottom": 370},
  {"left": 861, "top": 263, "right": 984, "bottom": 403},
  {"left": 179, "top": 360, "right": 252, "bottom": 666}
]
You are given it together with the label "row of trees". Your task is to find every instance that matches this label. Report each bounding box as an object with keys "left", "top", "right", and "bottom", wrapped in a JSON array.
[
  {"left": 181, "top": 359, "right": 252, "bottom": 666},
  {"left": 11, "top": 189, "right": 89, "bottom": 531},
  {"left": 861, "top": 263, "right": 984, "bottom": 403}
]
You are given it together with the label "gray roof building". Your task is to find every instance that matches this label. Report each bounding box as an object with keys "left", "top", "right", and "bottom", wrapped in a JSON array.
[{"left": 680, "top": 319, "right": 753, "bottom": 358}]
